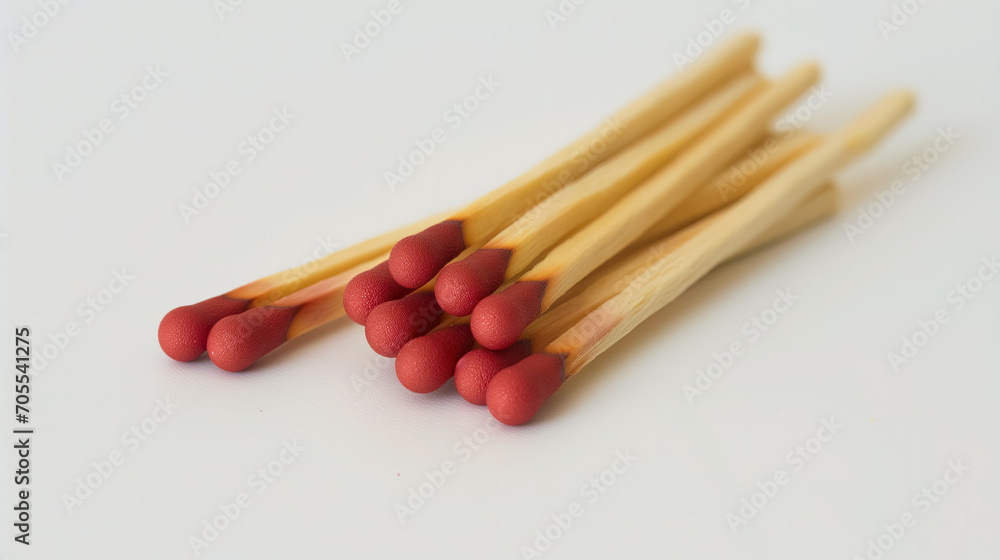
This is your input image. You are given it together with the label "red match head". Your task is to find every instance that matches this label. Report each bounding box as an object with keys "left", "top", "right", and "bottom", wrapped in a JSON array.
[
  {"left": 395, "top": 325, "right": 476, "bottom": 393},
  {"left": 454, "top": 340, "right": 533, "bottom": 405},
  {"left": 158, "top": 295, "right": 252, "bottom": 362},
  {"left": 206, "top": 305, "right": 300, "bottom": 372},
  {"left": 486, "top": 353, "right": 565, "bottom": 426},
  {"left": 470, "top": 281, "right": 546, "bottom": 350},
  {"left": 364, "top": 291, "right": 444, "bottom": 358},
  {"left": 343, "top": 261, "right": 412, "bottom": 325},
  {"left": 388, "top": 220, "right": 465, "bottom": 289},
  {"left": 435, "top": 248, "right": 511, "bottom": 316}
]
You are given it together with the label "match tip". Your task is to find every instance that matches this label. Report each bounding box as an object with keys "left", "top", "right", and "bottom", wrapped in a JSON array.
[
  {"left": 435, "top": 248, "right": 512, "bottom": 316},
  {"left": 158, "top": 295, "right": 252, "bottom": 362},
  {"left": 454, "top": 341, "right": 533, "bottom": 406},
  {"left": 206, "top": 306, "right": 300, "bottom": 372},
  {"left": 388, "top": 220, "right": 465, "bottom": 289},
  {"left": 365, "top": 291, "right": 443, "bottom": 358},
  {"left": 471, "top": 281, "right": 546, "bottom": 350},
  {"left": 486, "top": 353, "right": 565, "bottom": 426},
  {"left": 343, "top": 261, "right": 411, "bottom": 325},
  {"left": 395, "top": 325, "right": 475, "bottom": 393}
]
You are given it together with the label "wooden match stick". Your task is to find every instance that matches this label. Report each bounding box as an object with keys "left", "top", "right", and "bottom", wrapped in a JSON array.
[
  {"left": 471, "top": 63, "right": 821, "bottom": 350},
  {"left": 546, "top": 131, "right": 819, "bottom": 305},
  {"left": 416, "top": 132, "right": 818, "bottom": 396},
  {"left": 205, "top": 254, "right": 386, "bottom": 372},
  {"left": 207, "top": 245, "right": 482, "bottom": 372},
  {"left": 385, "top": 33, "right": 762, "bottom": 289},
  {"left": 486, "top": 91, "right": 915, "bottom": 424},
  {"left": 632, "top": 131, "right": 819, "bottom": 247},
  {"left": 454, "top": 184, "right": 838, "bottom": 405},
  {"left": 433, "top": 71, "right": 765, "bottom": 316},
  {"left": 158, "top": 213, "right": 446, "bottom": 362}
]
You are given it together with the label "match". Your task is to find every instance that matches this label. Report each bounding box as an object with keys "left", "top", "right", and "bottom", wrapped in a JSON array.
[
  {"left": 385, "top": 33, "right": 762, "bottom": 289},
  {"left": 205, "top": 254, "right": 386, "bottom": 372},
  {"left": 454, "top": 185, "right": 839, "bottom": 405},
  {"left": 485, "top": 91, "right": 915, "bottom": 425},
  {"left": 433, "top": 71, "right": 764, "bottom": 316},
  {"left": 158, "top": 213, "right": 442, "bottom": 362},
  {"left": 470, "top": 62, "right": 821, "bottom": 350}
]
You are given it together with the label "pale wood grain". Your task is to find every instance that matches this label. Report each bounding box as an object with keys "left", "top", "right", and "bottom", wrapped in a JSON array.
[
  {"left": 548, "top": 91, "right": 914, "bottom": 377},
  {"left": 520, "top": 63, "right": 822, "bottom": 310}
]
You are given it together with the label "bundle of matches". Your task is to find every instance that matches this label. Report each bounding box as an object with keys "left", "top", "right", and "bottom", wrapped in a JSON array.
[{"left": 158, "top": 32, "right": 913, "bottom": 426}]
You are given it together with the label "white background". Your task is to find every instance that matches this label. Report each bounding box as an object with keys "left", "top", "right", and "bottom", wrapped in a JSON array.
[{"left": 2, "top": 0, "right": 999, "bottom": 558}]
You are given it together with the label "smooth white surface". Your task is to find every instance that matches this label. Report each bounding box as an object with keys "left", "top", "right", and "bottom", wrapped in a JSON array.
[{"left": 2, "top": 1, "right": 998, "bottom": 558}]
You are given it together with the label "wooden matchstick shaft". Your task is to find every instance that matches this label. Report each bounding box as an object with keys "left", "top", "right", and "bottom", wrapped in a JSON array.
[
  {"left": 206, "top": 242, "right": 485, "bottom": 371},
  {"left": 523, "top": 63, "right": 822, "bottom": 310},
  {"left": 551, "top": 91, "right": 914, "bottom": 377},
  {"left": 277, "top": 256, "right": 387, "bottom": 339},
  {"left": 526, "top": 184, "right": 838, "bottom": 349},
  {"left": 488, "top": 72, "right": 764, "bottom": 276},
  {"left": 229, "top": 212, "right": 446, "bottom": 306},
  {"left": 456, "top": 33, "right": 762, "bottom": 243},
  {"left": 158, "top": 210, "right": 449, "bottom": 362},
  {"left": 632, "top": 132, "right": 820, "bottom": 246},
  {"left": 204, "top": 254, "right": 385, "bottom": 371},
  {"left": 552, "top": 132, "right": 820, "bottom": 305},
  {"left": 268, "top": 244, "right": 480, "bottom": 339}
]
